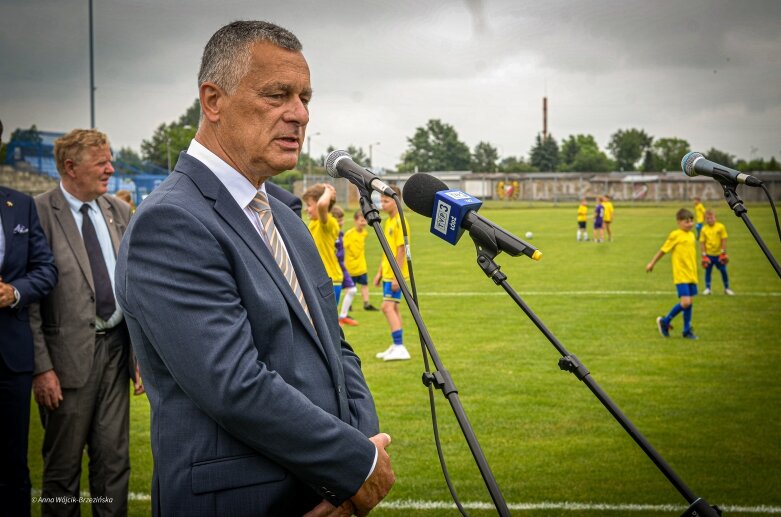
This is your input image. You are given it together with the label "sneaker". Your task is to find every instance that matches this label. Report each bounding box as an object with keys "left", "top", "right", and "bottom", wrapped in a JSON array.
[
  {"left": 375, "top": 345, "right": 395, "bottom": 359},
  {"left": 725, "top": 288, "right": 735, "bottom": 296},
  {"left": 702, "top": 288, "right": 712, "bottom": 296},
  {"left": 683, "top": 329, "right": 699, "bottom": 340},
  {"left": 656, "top": 316, "right": 671, "bottom": 337},
  {"left": 338, "top": 316, "right": 359, "bottom": 327},
  {"left": 363, "top": 303, "right": 379, "bottom": 311},
  {"left": 383, "top": 344, "right": 411, "bottom": 361}
]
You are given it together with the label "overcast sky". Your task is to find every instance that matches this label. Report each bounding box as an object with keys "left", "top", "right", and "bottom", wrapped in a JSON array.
[{"left": 2, "top": 0, "right": 780, "bottom": 170}]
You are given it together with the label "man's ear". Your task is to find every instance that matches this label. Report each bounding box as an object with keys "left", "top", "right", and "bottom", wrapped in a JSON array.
[
  {"left": 199, "top": 82, "right": 223, "bottom": 123},
  {"left": 62, "top": 159, "right": 78, "bottom": 179}
]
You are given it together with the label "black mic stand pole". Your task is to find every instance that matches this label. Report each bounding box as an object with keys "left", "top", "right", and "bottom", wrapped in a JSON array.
[
  {"left": 469, "top": 235, "right": 721, "bottom": 517},
  {"left": 717, "top": 179, "right": 781, "bottom": 279},
  {"left": 357, "top": 190, "right": 511, "bottom": 517}
]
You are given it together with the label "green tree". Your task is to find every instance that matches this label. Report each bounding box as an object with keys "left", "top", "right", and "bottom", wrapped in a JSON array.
[
  {"left": 9, "top": 125, "right": 42, "bottom": 144},
  {"left": 529, "top": 133, "right": 559, "bottom": 172},
  {"left": 397, "top": 119, "right": 471, "bottom": 172},
  {"left": 471, "top": 141, "right": 499, "bottom": 172},
  {"left": 651, "top": 137, "right": 690, "bottom": 172},
  {"left": 114, "top": 147, "right": 143, "bottom": 174},
  {"left": 704, "top": 147, "right": 736, "bottom": 169},
  {"left": 498, "top": 156, "right": 537, "bottom": 173},
  {"left": 767, "top": 156, "right": 779, "bottom": 171},
  {"left": 559, "top": 134, "right": 613, "bottom": 172},
  {"left": 141, "top": 123, "right": 197, "bottom": 170},
  {"left": 607, "top": 128, "right": 652, "bottom": 171},
  {"left": 178, "top": 99, "right": 201, "bottom": 128}
]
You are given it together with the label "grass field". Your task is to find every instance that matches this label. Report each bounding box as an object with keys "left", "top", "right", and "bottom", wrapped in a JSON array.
[{"left": 28, "top": 201, "right": 781, "bottom": 516}]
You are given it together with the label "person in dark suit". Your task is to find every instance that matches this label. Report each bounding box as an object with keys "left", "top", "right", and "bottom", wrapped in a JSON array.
[
  {"left": 1, "top": 115, "right": 59, "bottom": 517},
  {"left": 115, "top": 21, "right": 394, "bottom": 516},
  {"left": 30, "top": 128, "right": 143, "bottom": 517},
  {"left": 266, "top": 180, "right": 302, "bottom": 217}
]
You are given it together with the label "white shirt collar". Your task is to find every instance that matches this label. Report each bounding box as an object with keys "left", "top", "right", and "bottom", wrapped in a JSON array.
[
  {"left": 60, "top": 182, "right": 99, "bottom": 213},
  {"left": 186, "top": 139, "right": 265, "bottom": 208}
]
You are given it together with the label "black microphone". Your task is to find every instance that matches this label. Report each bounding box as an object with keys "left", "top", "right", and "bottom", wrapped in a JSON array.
[
  {"left": 681, "top": 152, "right": 763, "bottom": 187},
  {"left": 402, "top": 172, "right": 542, "bottom": 260},
  {"left": 324, "top": 150, "right": 396, "bottom": 196}
]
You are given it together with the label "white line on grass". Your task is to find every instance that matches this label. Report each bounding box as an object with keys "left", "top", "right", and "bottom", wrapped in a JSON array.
[
  {"left": 419, "top": 290, "right": 781, "bottom": 297},
  {"left": 36, "top": 491, "right": 781, "bottom": 513}
]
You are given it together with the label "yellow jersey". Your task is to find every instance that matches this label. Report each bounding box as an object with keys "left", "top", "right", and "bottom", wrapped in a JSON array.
[
  {"left": 603, "top": 201, "right": 614, "bottom": 222},
  {"left": 694, "top": 202, "right": 706, "bottom": 224},
  {"left": 661, "top": 229, "right": 698, "bottom": 284},
  {"left": 382, "top": 213, "right": 409, "bottom": 281},
  {"left": 577, "top": 204, "right": 588, "bottom": 222},
  {"left": 343, "top": 227, "right": 368, "bottom": 277},
  {"left": 699, "top": 222, "right": 728, "bottom": 256},
  {"left": 308, "top": 215, "right": 343, "bottom": 284}
]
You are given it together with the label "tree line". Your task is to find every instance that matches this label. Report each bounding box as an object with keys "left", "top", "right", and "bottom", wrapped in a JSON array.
[{"left": 4, "top": 101, "right": 778, "bottom": 179}]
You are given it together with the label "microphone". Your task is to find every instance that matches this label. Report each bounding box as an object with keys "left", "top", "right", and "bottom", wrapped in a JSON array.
[
  {"left": 681, "top": 152, "right": 763, "bottom": 187},
  {"left": 402, "top": 172, "right": 542, "bottom": 261},
  {"left": 324, "top": 150, "right": 396, "bottom": 196}
]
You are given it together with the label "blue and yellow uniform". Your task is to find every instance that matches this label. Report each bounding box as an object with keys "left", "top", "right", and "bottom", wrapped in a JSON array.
[
  {"left": 344, "top": 227, "right": 368, "bottom": 279},
  {"left": 308, "top": 214, "right": 343, "bottom": 287},
  {"left": 700, "top": 221, "right": 730, "bottom": 291},
  {"left": 381, "top": 213, "right": 409, "bottom": 301},
  {"left": 661, "top": 228, "right": 698, "bottom": 288}
]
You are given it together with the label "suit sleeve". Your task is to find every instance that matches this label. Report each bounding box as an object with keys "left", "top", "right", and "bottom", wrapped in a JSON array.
[
  {"left": 120, "top": 203, "right": 375, "bottom": 504},
  {"left": 340, "top": 335, "right": 381, "bottom": 437},
  {"left": 11, "top": 198, "right": 57, "bottom": 307}
]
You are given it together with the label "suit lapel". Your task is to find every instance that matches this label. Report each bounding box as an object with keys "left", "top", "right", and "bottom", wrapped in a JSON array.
[
  {"left": 50, "top": 189, "right": 95, "bottom": 293},
  {"left": 0, "top": 190, "right": 14, "bottom": 263},
  {"left": 176, "top": 154, "right": 325, "bottom": 353},
  {"left": 97, "top": 197, "right": 122, "bottom": 254}
]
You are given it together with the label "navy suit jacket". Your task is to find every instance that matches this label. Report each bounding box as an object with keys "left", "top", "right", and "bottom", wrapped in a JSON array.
[
  {"left": 115, "top": 153, "right": 379, "bottom": 516},
  {"left": 0, "top": 187, "right": 57, "bottom": 372}
]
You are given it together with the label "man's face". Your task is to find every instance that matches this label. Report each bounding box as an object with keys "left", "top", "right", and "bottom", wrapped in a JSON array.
[
  {"left": 705, "top": 212, "right": 716, "bottom": 225},
  {"left": 64, "top": 145, "right": 114, "bottom": 201},
  {"left": 216, "top": 41, "right": 311, "bottom": 180}
]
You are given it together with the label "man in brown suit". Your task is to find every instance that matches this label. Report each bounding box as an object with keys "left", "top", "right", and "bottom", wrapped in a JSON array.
[{"left": 30, "top": 129, "right": 143, "bottom": 517}]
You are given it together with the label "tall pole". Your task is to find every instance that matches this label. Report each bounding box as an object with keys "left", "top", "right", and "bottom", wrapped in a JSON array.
[
  {"left": 369, "top": 141, "right": 380, "bottom": 168},
  {"left": 542, "top": 96, "right": 548, "bottom": 141},
  {"left": 89, "top": 0, "right": 96, "bottom": 128}
]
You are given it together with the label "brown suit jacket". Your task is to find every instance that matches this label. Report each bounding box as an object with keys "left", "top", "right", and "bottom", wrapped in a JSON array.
[{"left": 30, "top": 186, "right": 131, "bottom": 388}]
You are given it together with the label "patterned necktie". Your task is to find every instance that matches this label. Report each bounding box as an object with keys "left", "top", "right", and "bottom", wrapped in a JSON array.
[
  {"left": 79, "top": 203, "right": 116, "bottom": 320},
  {"left": 248, "top": 190, "right": 311, "bottom": 322}
]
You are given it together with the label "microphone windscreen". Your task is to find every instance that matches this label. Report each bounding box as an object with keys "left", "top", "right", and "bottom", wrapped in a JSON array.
[
  {"left": 324, "top": 150, "right": 350, "bottom": 178},
  {"left": 681, "top": 151, "right": 702, "bottom": 177},
  {"left": 402, "top": 173, "right": 449, "bottom": 217}
]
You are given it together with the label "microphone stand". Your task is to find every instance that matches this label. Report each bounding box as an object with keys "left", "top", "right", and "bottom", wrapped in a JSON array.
[
  {"left": 717, "top": 179, "right": 781, "bottom": 279},
  {"left": 357, "top": 189, "right": 511, "bottom": 517},
  {"left": 469, "top": 234, "right": 722, "bottom": 517}
]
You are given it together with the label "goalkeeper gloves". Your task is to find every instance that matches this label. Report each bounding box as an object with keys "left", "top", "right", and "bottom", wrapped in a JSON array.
[
  {"left": 719, "top": 252, "right": 729, "bottom": 265},
  {"left": 701, "top": 254, "right": 711, "bottom": 268}
]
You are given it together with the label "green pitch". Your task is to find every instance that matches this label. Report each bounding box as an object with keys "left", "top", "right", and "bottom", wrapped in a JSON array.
[{"left": 28, "top": 202, "right": 781, "bottom": 516}]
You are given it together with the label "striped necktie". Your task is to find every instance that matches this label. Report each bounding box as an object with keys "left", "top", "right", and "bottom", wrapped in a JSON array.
[{"left": 248, "top": 190, "right": 311, "bottom": 323}]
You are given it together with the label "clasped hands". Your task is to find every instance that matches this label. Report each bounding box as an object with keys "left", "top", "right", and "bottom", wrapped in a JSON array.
[{"left": 304, "top": 433, "right": 396, "bottom": 517}]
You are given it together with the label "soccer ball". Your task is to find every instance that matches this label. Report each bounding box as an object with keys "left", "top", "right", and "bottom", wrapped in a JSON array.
[{"left": 525, "top": 231, "right": 534, "bottom": 239}]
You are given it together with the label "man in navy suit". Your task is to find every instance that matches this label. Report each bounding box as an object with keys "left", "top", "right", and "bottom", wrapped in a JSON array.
[
  {"left": 0, "top": 117, "right": 59, "bottom": 517},
  {"left": 115, "top": 21, "right": 394, "bottom": 516}
]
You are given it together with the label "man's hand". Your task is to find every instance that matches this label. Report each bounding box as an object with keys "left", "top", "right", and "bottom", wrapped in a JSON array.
[
  {"left": 0, "top": 278, "right": 16, "bottom": 308},
  {"left": 350, "top": 433, "right": 395, "bottom": 517},
  {"left": 33, "top": 369, "right": 63, "bottom": 410},
  {"left": 303, "top": 499, "right": 355, "bottom": 517},
  {"left": 133, "top": 363, "right": 145, "bottom": 395}
]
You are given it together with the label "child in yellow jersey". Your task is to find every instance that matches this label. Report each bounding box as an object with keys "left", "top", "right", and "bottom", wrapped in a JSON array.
[
  {"left": 700, "top": 209, "right": 734, "bottom": 296},
  {"left": 603, "top": 194, "right": 615, "bottom": 242},
  {"left": 373, "top": 186, "right": 411, "bottom": 361},
  {"left": 302, "top": 183, "right": 344, "bottom": 301},
  {"left": 344, "top": 210, "right": 378, "bottom": 311},
  {"left": 576, "top": 198, "right": 589, "bottom": 241},
  {"left": 646, "top": 208, "right": 699, "bottom": 339},
  {"left": 693, "top": 196, "right": 706, "bottom": 238}
]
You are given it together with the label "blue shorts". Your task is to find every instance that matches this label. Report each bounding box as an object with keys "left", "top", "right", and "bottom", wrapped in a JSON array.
[
  {"left": 593, "top": 219, "right": 603, "bottom": 229},
  {"left": 351, "top": 273, "right": 368, "bottom": 286},
  {"left": 333, "top": 284, "right": 342, "bottom": 303},
  {"left": 382, "top": 280, "right": 402, "bottom": 302},
  {"left": 675, "top": 283, "right": 698, "bottom": 297}
]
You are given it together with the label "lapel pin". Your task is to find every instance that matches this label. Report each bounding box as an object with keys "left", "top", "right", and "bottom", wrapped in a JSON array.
[{"left": 5, "top": 201, "right": 12, "bottom": 207}]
